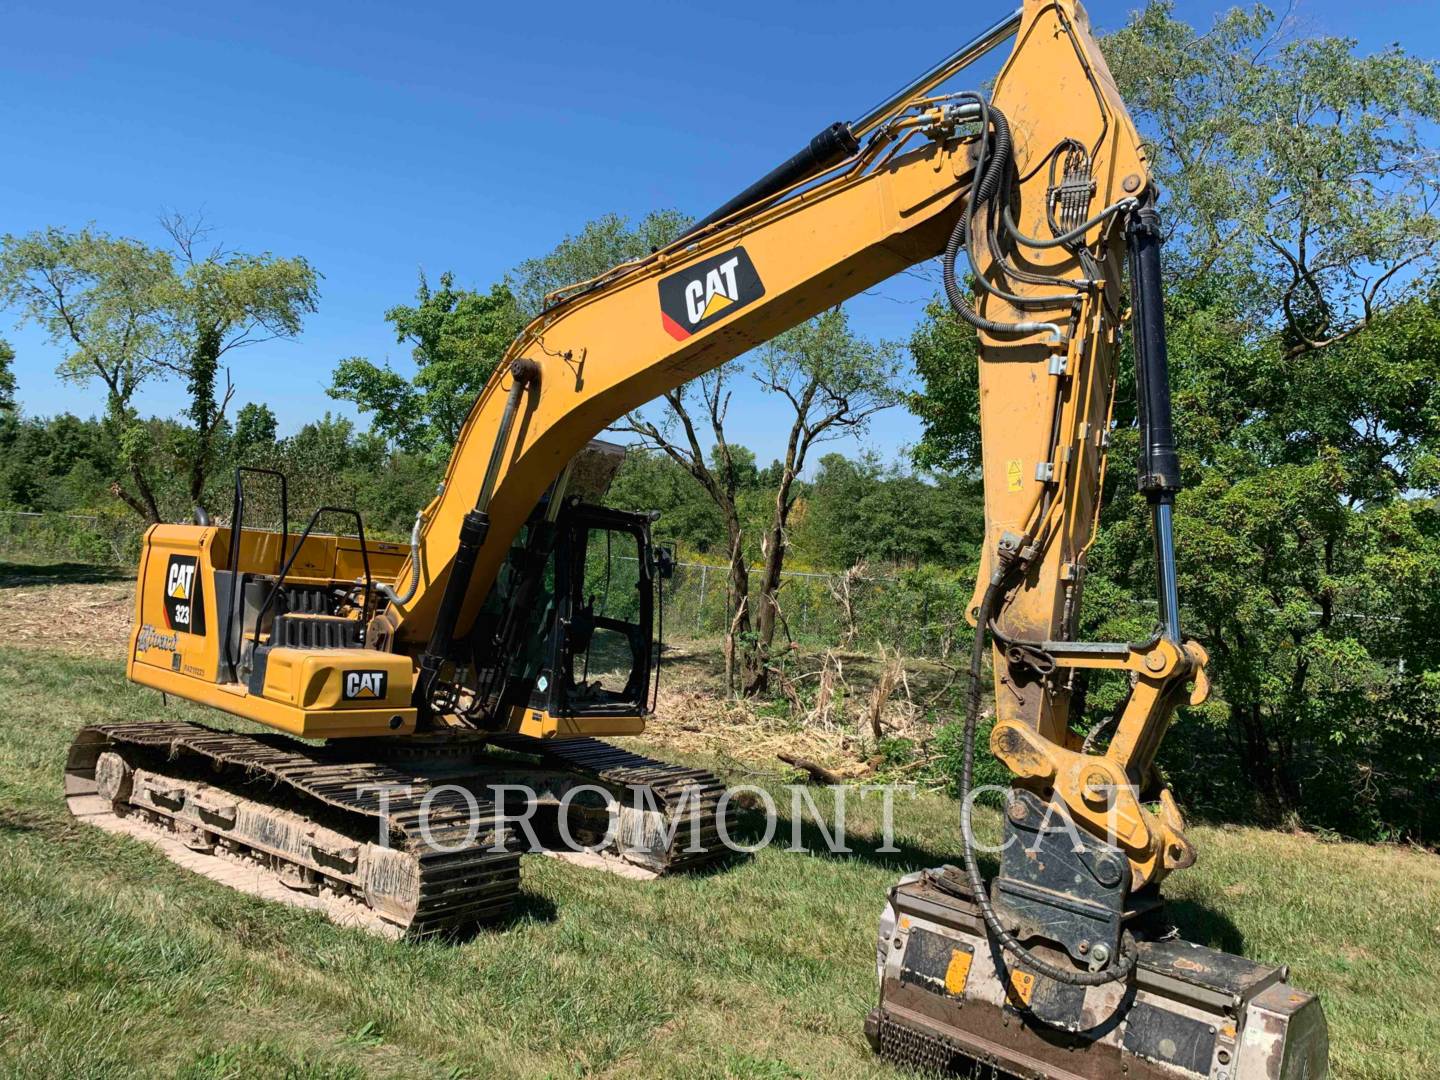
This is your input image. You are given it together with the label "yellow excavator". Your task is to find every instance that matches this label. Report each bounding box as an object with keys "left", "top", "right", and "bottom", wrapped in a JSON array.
[{"left": 65, "top": 2, "right": 1328, "bottom": 1076}]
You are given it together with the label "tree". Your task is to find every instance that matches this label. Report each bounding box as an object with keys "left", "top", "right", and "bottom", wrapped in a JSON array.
[
  {"left": 158, "top": 214, "right": 320, "bottom": 515},
  {"left": 621, "top": 308, "right": 900, "bottom": 693},
  {"left": 0, "top": 339, "right": 14, "bottom": 411},
  {"left": 0, "top": 227, "right": 173, "bottom": 519},
  {"left": 744, "top": 311, "right": 901, "bottom": 683},
  {"left": 510, "top": 211, "right": 692, "bottom": 316},
  {"left": 800, "top": 452, "right": 984, "bottom": 569},
  {"left": 1086, "top": 283, "right": 1440, "bottom": 836},
  {"left": 231, "top": 402, "right": 279, "bottom": 464},
  {"left": 1103, "top": 1, "right": 1440, "bottom": 358},
  {"left": 0, "top": 220, "right": 318, "bottom": 522},
  {"left": 907, "top": 298, "right": 981, "bottom": 473},
  {"left": 329, "top": 272, "right": 524, "bottom": 457},
  {"left": 605, "top": 448, "right": 725, "bottom": 555}
]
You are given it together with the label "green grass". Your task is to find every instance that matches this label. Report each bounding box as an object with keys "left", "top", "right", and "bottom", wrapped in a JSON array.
[{"left": 0, "top": 644, "right": 1436, "bottom": 1078}]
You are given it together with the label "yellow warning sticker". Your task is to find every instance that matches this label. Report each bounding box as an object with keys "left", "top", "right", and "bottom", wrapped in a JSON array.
[
  {"left": 1006, "top": 459, "right": 1024, "bottom": 492},
  {"left": 944, "top": 949, "right": 973, "bottom": 996},
  {"left": 1008, "top": 969, "right": 1036, "bottom": 1007}
]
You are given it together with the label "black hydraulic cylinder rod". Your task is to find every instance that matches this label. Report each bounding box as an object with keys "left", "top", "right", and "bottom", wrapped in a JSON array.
[
  {"left": 1127, "top": 200, "right": 1183, "bottom": 641},
  {"left": 683, "top": 121, "right": 859, "bottom": 238},
  {"left": 1127, "top": 201, "right": 1181, "bottom": 498},
  {"left": 416, "top": 359, "right": 539, "bottom": 709}
]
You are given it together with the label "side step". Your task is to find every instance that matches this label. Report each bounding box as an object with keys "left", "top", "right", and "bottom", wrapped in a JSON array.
[{"left": 868, "top": 870, "right": 1329, "bottom": 1080}]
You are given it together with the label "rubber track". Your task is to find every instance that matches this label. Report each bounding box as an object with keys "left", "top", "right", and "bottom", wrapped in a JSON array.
[
  {"left": 66, "top": 721, "right": 522, "bottom": 938},
  {"left": 490, "top": 734, "right": 735, "bottom": 871}
]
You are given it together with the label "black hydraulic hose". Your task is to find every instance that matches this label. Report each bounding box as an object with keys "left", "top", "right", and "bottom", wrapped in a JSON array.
[
  {"left": 941, "top": 98, "right": 1066, "bottom": 340},
  {"left": 943, "top": 189, "right": 1064, "bottom": 338},
  {"left": 958, "top": 577, "right": 1139, "bottom": 987},
  {"left": 984, "top": 166, "right": 1090, "bottom": 291},
  {"left": 1003, "top": 196, "right": 1136, "bottom": 250},
  {"left": 958, "top": 106, "right": 1085, "bottom": 311}
]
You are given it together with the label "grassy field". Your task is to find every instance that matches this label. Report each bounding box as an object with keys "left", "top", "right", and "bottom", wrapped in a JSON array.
[{"left": 0, "top": 564, "right": 1437, "bottom": 1078}]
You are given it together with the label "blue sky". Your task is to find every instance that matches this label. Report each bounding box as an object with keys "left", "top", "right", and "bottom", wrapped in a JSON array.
[{"left": 1, "top": 0, "right": 1434, "bottom": 471}]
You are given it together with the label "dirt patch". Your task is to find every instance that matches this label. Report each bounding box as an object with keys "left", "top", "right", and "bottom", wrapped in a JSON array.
[{"left": 0, "top": 576, "right": 133, "bottom": 657}]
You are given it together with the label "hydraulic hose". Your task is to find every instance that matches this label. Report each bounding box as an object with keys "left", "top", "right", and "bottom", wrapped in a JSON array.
[
  {"left": 941, "top": 99, "right": 1065, "bottom": 340},
  {"left": 1003, "top": 196, "right": 1137, "bottom": 250},
  {"left": 377, "top": 510, "right": 424, "bottom": 607},
  {"left": 958, "top": 105, "right": 1085, "bottom": 311},
  {"left": 957, "top": 575, "right": 1138, "bottom": 987}
]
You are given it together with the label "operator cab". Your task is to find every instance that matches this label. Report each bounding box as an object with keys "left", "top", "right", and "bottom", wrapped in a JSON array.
[
  {"left": 532, "top": 504, "right": 656, "bottom": 716},
  {"left": 467, "top": 441, "right": 673, "bottom": 737}
]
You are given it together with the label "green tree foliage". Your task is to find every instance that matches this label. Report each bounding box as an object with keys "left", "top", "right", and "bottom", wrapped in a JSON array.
[
  {"left": 1089, "top": 278, "right": 1440, "bottom": 838},
  {"left": 159, "top": 214, "right": 320, "bottom": 513},
  {"left": 0, "top": 339, "right": 15, "bottom": 411},
  {"left": 606, "top": 449, "right": 725, "bottom": 554},
  {"left": 1103, "top": 1, "right": 1440, "bottom": 354},
  {"left": 1103, "top": 4, "right": 1440, "bottom": 838},
  {"left": 0, "top": 413, "right": 114, "bottom": 511},
  {"left": 231, "top": 402, "right": 279, "bottom": 465},
  {"left": 0, "top": 221, "right": 318, "bottom": 522},
  {"left": 798, "top": 452, "right": 983, "bottom": 569},
  {"left": 0, "top": 227, "right": 173, "bottom": 519},
  {"left": 509, "top": 210, "right": 691, "bottom": 316},
  {"left": 329, "top": 272, "right": 524, "bottom": 457},
  {"left": 907, "top": 298, "right": 980, "bottom": 472}
]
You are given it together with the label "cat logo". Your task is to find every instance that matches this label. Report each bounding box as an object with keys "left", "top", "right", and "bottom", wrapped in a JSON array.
[
  {"left": 162, "top": 554, "right": 205, "bottom": 635},
  {"left": 343, "top": 670, "right": 388, "bottom": 701},
  {"left": 658, "top": 247, "right": 764, "bottom": 340}
]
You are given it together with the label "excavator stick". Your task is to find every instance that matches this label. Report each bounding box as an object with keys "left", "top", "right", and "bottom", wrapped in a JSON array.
[{"left": 858, "top": 4, "right": 1329, "bottom": 1076}]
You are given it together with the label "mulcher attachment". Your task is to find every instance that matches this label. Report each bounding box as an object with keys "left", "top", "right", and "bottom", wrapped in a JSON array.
[{"left": 868, "top": 871, "right": 1329, "bottom": 1080}]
